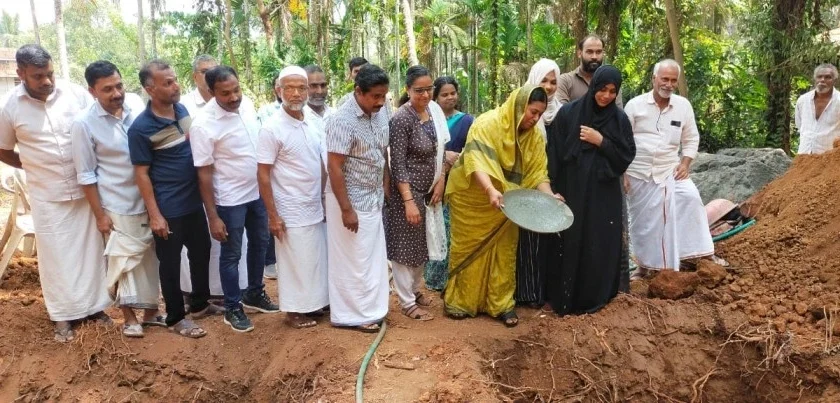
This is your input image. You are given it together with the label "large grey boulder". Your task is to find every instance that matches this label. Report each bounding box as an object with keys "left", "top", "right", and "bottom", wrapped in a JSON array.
[{"left": 691, "top": 148, "right": 792, "bottom": 204}]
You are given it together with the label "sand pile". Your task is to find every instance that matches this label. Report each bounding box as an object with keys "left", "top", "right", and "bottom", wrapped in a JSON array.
[{"left": 718, "top": 148, "right": 840, "bottom": 337}]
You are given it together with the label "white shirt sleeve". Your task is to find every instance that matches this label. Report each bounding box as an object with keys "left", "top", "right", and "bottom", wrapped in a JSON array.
[
  {"left": 680, "top": 101, "right": 700, "bottom": 160},
  {"left": 256, "top": 126, "right": 280, "bottom": 165},
  {"left": 70, "top": 119, "right": 98, "bottom": 185},
  {"left": 189, "top": 124, "right": 216, "bottom": 167},
  {"left": 623, "top": 99, "right": 637, "bottom": 133},
  {"left": 0, "top": 104, "right": 15, "bottom": 150},
  {"left": 794, "top": 96, "right": 804, "bottom": 130}
]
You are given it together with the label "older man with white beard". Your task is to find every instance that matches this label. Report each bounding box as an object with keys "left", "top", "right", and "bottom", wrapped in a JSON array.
[
  {"left": 795, "top": 64, "right": 840, "bottom": 154},
  {"left": 624, "top": 59, "right": 714, "bottom": 279},
  {"left": 257, "top": 66, "right": 329, "bottom": 329}
]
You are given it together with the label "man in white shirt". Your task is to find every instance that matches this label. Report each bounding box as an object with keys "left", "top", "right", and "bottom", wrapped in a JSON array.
[
  {"left": 181, "top": 54, "right": 257, "bottom": 118},
  {"left": 71, "top": 60, "right": 163, "bottom": 338},
  {"left": 624, "top": 59, "right": 714, "bottom": 279},
  {"left": 0, "top": 45, "right": 112, "bottom": 342},
  {"left": 257, "top": 66, "right": 329, "bottom": 329},
  {"left": 302, "top": 64, "right": 334, "bottom": 137},
  {"left": 191, "top": 65, "right": 279, "bottom": 333},
  {"left": 794, "top": 64, "right": 840, "bottom": 154},
  {"left": 179, "top": 55, "right": 260, "bottom": 292}
]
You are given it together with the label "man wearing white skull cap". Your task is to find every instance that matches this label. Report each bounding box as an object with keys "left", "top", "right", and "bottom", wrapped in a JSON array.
[{"left": 258, "top": 66, "right": 330, "bottom": 329}]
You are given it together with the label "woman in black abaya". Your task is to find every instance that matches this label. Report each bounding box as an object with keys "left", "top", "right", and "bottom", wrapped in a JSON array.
[{"left": 542, "top": 65, "right": 636, "bottom": 315}]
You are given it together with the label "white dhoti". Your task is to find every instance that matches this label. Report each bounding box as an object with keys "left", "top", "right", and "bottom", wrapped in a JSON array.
[
  {"left": 275, "top": 222, "right": 329, "bottom": 313},
  {"left": 29, "top": 198, "right": 112, "bottom": 321},
  {"left": 627, "top": 175, "right": 714, "bottom": 270},
  {"left": 179, "top": 233, "right": 248, "bottom": 296},
  {"left": 103, "top": 212, "right": 160, "bottom": 310},
  {"left": 325, "top": 194, "right": 389, "bottom": 327}
]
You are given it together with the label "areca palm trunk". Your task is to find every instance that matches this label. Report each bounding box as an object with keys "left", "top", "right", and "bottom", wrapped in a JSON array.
[
  {"left": 664, "top": 0, "right": 688, "bottom": 96},
  {"left": 55, "top": 0, "right": 70, "bottom": 79},
  {"left": 223, "top": 0, "right": 237, "bottom": 70},
  {"left": 402, "top": 0, "right": 420, "bottom": 66},
  {"left": 30, "top": 0, "right": 40, "bottom": 45},
  {"left": 136, "top": 0, "right": 146, "bottom": 64}
]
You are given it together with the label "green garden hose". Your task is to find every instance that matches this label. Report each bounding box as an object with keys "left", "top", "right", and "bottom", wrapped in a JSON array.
[
  {"left": 355, "top": 321, "right": 387, "bottom": 403},
  {"left": 712, "top": 218, "right": 757, "bottom": 242}
]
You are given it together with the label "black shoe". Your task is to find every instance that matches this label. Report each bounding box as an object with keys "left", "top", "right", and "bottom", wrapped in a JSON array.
[
  {"left": 223, "top": 308, "right": 254, "bottom": 333},
  {"left": 242, "top": 290, "right": 280, "bottom": 313}
]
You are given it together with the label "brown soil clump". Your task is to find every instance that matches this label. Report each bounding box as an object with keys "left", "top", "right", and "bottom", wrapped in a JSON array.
[
  {"left": 697, "top": 260, "right": 728, "bottom": 287},
  {"left": 649, "top": 270, "right": 700, "bottom": 299}
]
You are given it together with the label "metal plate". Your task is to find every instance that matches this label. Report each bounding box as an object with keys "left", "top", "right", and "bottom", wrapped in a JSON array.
[{"left": 501, "top": 189, "right": 574, "bottom": 233}]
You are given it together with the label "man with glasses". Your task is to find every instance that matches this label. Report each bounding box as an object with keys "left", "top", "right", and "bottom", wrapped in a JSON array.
[
  {"left": 624, "top": 59, "right": 713, "bottom": 280},
  {"left": 258, "top": 66, "right": 330, "bottom": 329},
  {"left": 190, "top": 65, "right": 279, "bottom": 333}
]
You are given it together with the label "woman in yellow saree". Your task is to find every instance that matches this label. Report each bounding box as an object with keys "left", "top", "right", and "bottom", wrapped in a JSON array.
[{"left": 443, "top": 84, "right": 562, "bottom": 327}]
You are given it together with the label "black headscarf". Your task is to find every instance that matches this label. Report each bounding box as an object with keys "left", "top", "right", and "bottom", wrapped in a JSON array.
[{"left": 560, "top": 65, "right": 624, "bottom": 162}]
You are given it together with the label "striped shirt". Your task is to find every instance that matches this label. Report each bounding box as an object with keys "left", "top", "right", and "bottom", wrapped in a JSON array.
[{"left": 325, "top": 94, "right": 389, "bottom": 212}]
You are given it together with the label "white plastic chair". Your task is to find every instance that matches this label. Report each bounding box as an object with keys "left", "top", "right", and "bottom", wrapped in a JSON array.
[{"left": 0, "top": 170, "right": 36, "bottom": 286}]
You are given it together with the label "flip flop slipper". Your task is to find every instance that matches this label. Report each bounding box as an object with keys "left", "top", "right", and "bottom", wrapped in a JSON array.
[
  {"left": 54, "top": 327, "right": 75, "bottom": 343},
  {"left": 414, "top": 292, "right": 434, "bottom": 307},
  {"left": 286, "top": 316, "right": 318, "bottom": 329},
  {"left": 142, "top": 315, "right": 167, "bottom": 327},
  {"left": 304, "top": 309, "right": 326, "bottom": 318},
  {"left": 499, "top": 311, "right": 519, "bottom": 328},
  {"left": 122, "top": 324, "right": 144, "bottom": 338},
  {"left": 170, "top": 319, "right": 207, "bottom": 339},
  {"left": 356, "top": 323, "right": 381, "bottom": 333},
  {"left": 403, "top": 305, "right": 434, "bottom": 321}
]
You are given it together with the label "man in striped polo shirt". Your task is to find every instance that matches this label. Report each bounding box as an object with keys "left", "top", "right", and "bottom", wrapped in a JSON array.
[{"left": 324, "top": 64, "right": 391, "bottom": 333}]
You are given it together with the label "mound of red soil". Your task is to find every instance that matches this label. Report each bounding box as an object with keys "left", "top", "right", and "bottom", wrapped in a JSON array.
[{"left": 718, "top": 149, "right": 840, "bottom": 335}]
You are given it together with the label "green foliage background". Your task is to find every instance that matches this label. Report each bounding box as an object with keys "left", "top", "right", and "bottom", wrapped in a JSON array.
[{"left": 3, "top": 0, "right": 840, "bottom": 154}]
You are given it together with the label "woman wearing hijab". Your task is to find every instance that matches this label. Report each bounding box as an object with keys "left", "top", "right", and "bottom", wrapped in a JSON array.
[
  {"left": 424, "top": 76, "right": 475, "bottom": 291},
  {"left": 525, "top": 58, "right": 562, "bottom": 137},
  {"left": 444, "top": 85, "right": 562, "bottom": 327},
  {"left": 542, "top": 65, "right": 635, "bottom": 315},
  {"left": 515, "top": 58, "right": 562, "bottom": 308}
]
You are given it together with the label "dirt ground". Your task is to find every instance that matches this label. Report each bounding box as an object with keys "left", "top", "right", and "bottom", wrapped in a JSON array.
[{"left": 1, "top": 150, "right": 839, "bottom": 403}]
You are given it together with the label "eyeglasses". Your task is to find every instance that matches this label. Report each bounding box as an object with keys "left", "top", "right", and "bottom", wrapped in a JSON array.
[
  {"left": 309, "top": 83, "right": 328, "bottom": 89},
  {"left": 411, "top": 86, "right": 435, "bottom": 95},
  {"left": 282, "top": 86, "right": 307, "bottom": 94}
]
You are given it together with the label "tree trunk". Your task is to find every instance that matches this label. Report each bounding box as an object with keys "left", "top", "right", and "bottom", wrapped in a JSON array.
[
  {"left": 149, "top": 0, "right": 157, "bottom": 58},
  {"left": 471, "top": 19, "right": 478, "bottom": 112},
  {"left": 573, "top": 0, "right": 587, "bottom": 42},
  {"left": 488, "top": 0, "right": 500, "bottom": 105},
  {"left": 526, "top": 0, "right": 531, "bottom": 61},
  {"left": 223, "top": 0, "right": 237, "bottom": 70},
  {"left": 663, "top": 0, "right": 688, "bottom": 96},
  {"left": 255, "top": 0, "right": 274, "bottom": 52},
  {"left": 136, "top": 0, "right": 146, "bottom": 64},
  {"left": 402, "top": 0, "right": 420, "bottom": 66},
  {"left": 30, "top": 0, "right": 40, "bottom": 45},
  {"left": 377, "top": 5, "right": 387, "bottom": 66},
  {"left": 764, "top": 0, "right": 807, "bottom": 155},
  {"left": 240, "top": 0, "right": 252, "bottom": 85},
  {"left": 54, "top": 0, "right": 70, "bottom": 79}
]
